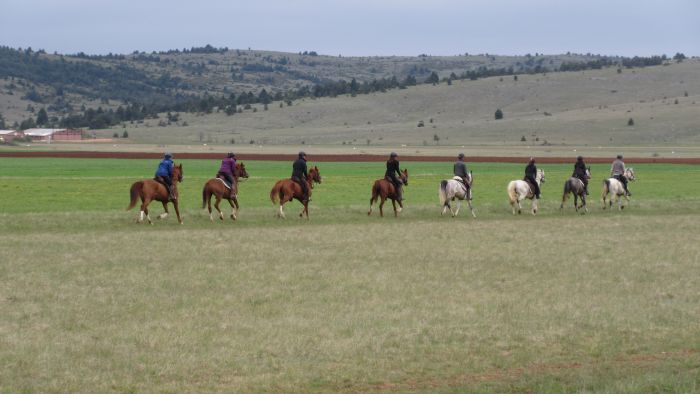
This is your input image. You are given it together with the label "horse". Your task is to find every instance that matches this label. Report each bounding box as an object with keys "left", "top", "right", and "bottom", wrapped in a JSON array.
[
  {"left": 560, "top": 168, "right": 591, "bottom": 213},
  {"left": 438, "top": 172, "right": 476, "bottom": 218},
  {"left": 601, "top": 167, "right": 636, "bottom": 210},
  {"left": 202, "top": 162, "right": 250, "bottom": 221},
  {"left": 127, "top": 164, "right": 183, "bottom": 224},
  {"left": 507, "top": 168, "right": 545, "bottom": 215},
  {"left": 367, "top": 169, "right": 408, "bottom": 217},
  {"left": 270, "top": 166, "right": 322, "bottom": 219}
]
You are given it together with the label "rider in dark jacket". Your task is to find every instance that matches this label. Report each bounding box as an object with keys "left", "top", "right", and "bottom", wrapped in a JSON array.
[
  {"left": 217, "top": 152, "right": 237, "bottom": 199},
  {"left": 385, "top": 152, "right": 403, "bottom": 201},
  {"left": 155, "top": 152, "right": 176, "bottom": 201},
  {"left": 524, "top": 157, "right": 541, "bottom": 199},
  {"left": 292, "top": 151, "right": 309, "bottom": 202},
  {"left": 572, "top": 155, "right": 588, "bottom": 195},
  {"left": 454, "top": 153, "right": 469, "bottom": 188}
]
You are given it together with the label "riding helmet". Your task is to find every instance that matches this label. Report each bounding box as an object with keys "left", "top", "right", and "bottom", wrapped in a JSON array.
[
  {"left": 298, "top": 151, "right": 306, "bottom": 158},
  {"left": 390, "top": 152, "right": 398, "bottom": 158},
  {"left": 617, "top": 154, "right": 623, "bottom": 159},
  {"left": 458, "top": 153, "right": 465, "bottom": 159},
  {"left": 227, "top": 152, "right": 235, "bottom": 158},
  {"left": 529, "top": 157, "right": 535, "bottom": 163},
  {"left": 577, "top": 155, "right": 583, "bottom": 161},
  {"left": 164, "top": 152, "right": 172, "bottom": 159}
]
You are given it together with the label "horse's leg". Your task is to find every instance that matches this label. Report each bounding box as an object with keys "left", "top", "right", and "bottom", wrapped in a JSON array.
[
  {"left": 300, "top": 201, "right": 309, "bottom": 219},
  {"left": 517, "top": 196, "right": 523, "bottom": 215},
  {"left": 228, "top": 197, "right": 238, "bottom": 220},
  {"left": 532, "top": 198, "right": 538, "bottom": 215},
  {"left": 206, "top": 191, "right": 214, "bottom": 221},
  {"left": 391, "top": 199, "right": 398, "bottom": 217},
  {"left": 214, "top": 195, "right": 224, "bottom": 221},
  {"left": 573, "top": 194, "right": 579, "bottom": 212},
  {"left": 467, "top": 199, "right": 476, "bottom": 218},
  {"left": 581, "top": 193, "right": 588, "bottom": 213},
  {"left": 158, "top": 201, "right": 169, "bottom": 220},
  {"left": 173, "top": 200, "right": 183, "bottom": 224},
  {"left": 441, "top": 202, "right": 449, "bottom": 216},
  {"left": 379, "top": 196, "right": 385, "bottom": 217},
  {"left": 140, "top": 198, "right": 153, "bottom": 224},
  {"left": 453, "top": 199, "right": 461, "bottom": 217}
]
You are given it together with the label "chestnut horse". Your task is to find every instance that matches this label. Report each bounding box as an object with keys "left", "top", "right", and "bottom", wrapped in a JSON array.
[
  {"left": 127, "top": 164, "right": 183, "bottom": 224},
  {"left": 367, "top": 169, "right": 408, "bottom": 217},
  {"left": 270, "top": 166, "right": 322, "bottom": 219},
  {"left": 202, "top": 162, "right": 249, "bottom": 221}
]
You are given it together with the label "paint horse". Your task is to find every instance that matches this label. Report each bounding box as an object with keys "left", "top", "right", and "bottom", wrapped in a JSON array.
[
  {"left": 507, "top": 168, "right": 545, "bottom": 215},
  {"left": 560, "top": 167, "right": 591, "bottom": 213},
  {"left": 270, "top": 166, "right": 322, "bottom": 219},
  {"left": 601, "top": 167, "right": 636, "bottom": 210},
  {"left": 202, "top": 162, "right": 249, "bottom": 221},
  {"left": 127, "top": 164, "right": 183, "bottom": 224},
  {"left": 438, "top": 172, "right": 476, "bottom": 218},
  {"left": 368, "top": 169, "right": 408, "bottom": 217}
]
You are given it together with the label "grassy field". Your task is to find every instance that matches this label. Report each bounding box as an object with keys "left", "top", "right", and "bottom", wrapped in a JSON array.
[{"left": 1, "top": 158, "right": 699, "bottom": 392}]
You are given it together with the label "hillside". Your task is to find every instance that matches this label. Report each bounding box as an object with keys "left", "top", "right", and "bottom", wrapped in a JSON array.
[
  {"left": 89, "top": 59, "right": 700, "bottom": 151},
  {"left": 0, "top": 45, "right": 652, "bottom": 126}
]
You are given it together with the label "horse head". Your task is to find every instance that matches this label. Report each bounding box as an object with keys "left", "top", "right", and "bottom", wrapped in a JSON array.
[
  {"left": 174, "top": 164, "right": 183, "bottom": 183},
  {"left": 536, "top": 168, "right": 545, "bottom": 184},
  {"left": 400, "top": 169, "right": 409, "bottom": 186},
  {"left": 236, "top": 162, "right": 249, "bottom": 179},
  {"left": 625, "top": 167, "right": 635, "bottom": 181},
  {"left": 466, "top": 170, "right": 473, "bottom": 186},
  {"left": 585, "top": 167, "right": 591, "bottom": 180},
  {"left": 309, "top": 166, "right": 322, "bottom": 186}
]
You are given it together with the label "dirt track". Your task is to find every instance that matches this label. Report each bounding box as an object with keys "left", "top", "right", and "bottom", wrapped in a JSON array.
[{"left": 0, "top": 151, "right": 698, "bottom": 164}]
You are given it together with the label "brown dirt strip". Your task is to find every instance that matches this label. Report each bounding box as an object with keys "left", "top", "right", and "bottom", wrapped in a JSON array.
[
  {"left": 371, "top": 349, "right": 699, "bottom": 391},
  {"left": 1, "top": 151, "right": 699, "bottom": 164}
]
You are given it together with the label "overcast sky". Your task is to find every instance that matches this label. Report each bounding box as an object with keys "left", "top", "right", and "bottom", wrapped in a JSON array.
[{"left": 2, "top": 0, "right": 698, "bottom": 57}]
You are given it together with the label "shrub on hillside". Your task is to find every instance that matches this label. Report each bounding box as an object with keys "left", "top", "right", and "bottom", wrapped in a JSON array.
[{"left": 495, "top": 109, "right": 504, "bottom": 120}]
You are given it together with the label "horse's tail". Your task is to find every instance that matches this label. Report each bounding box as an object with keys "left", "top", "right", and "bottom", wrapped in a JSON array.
[
  {"left": 270, "top": 182, "right": 280, "bottom": 204},
  {"left": 439, "top": 180, "right": 448, "bottom": 206},
  {"left": 507, "top": 181, "right": 518, "bottom": 204},
  {"left": 370, "top": 181, "right": 380, "bottom": 204},
  {"left": 202, "top": 183, "right": 209, "bottom": 209},
  {"left": 127, "top": 181, "right": 143, "bottom": 211}
]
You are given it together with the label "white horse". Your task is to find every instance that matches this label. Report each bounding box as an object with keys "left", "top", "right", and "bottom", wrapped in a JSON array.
[
  {"left": 601, "top": 168, "right": 636, "bottom": 210},
  {"left": 507, "top": 169, "right": 545, "bottom": 215},
  {"left": 438, "top": 172, "right": 475, "bottom": 218}
]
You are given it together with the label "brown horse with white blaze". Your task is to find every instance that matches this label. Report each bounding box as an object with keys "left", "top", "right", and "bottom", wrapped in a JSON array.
[
  {"left": 202, "top": 162, "right": 249, "bottom": 221},
  {"left": 127, "top": 164, "right": 183, "bottom": 224},
  {"left": 368, "top": 169, "right": 408, "bottom": 217},
  {"left": 270, "top": 166, "right": 322, "bottom": 219}
]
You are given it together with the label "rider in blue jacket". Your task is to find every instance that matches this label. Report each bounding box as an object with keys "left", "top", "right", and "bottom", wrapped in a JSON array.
[{"left": 155, "top": 152, "right": 175, "bottom": 201}]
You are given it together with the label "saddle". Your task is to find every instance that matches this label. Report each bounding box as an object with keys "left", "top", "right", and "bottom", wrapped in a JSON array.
[
  {"left": 452, "top": 176, "right": 470, "bottom": 188},
  {"left": 216, "top": 175, "right": 233, "bottom": 190}
]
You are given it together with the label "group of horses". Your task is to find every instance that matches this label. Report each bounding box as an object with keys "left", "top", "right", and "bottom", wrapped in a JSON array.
[{"left": 126, "top": 162, "right": 636, "bottom": 224}]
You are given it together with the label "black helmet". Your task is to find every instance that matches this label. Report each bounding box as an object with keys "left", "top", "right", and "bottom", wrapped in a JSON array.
[
  {"left": 227, "top": 152, "right": 235, "bottom": 158},
  {"left": 458, "top": 153, "right": 465, "bottom": 159},
  {"left": 164, "top": 152, "right": 172, "bottom": 159},
  {"left": 390, "top": 152, "right": 398, "bottom": 158},
  {"left": 298, "top": 151, "right": 306, "bottom": 158},
  {"left": 577, "top": 155, "right": 583, "bottom": 161},
  {"left": 529, "top": 157, "right": 535, "bottom": 163},
  {"left": 617, "top": 154, "right": 623, "bottom": 159}
]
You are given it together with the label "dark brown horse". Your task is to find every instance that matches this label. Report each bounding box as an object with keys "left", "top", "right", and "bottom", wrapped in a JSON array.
[
  {"left": 202, "top": 163, "right": 250, "bottom": 221},
  {"left": 127, "top": 164, "right": 183, "bottom": 224},
  {"left": 270, "top": 166, "right": 322, "bottom": 219},
  {"left": 560, "top": 167, "right": 591, "bottom": 213},
  {"left": 368, "top": 169, "right": 408, "bottom": 217}
]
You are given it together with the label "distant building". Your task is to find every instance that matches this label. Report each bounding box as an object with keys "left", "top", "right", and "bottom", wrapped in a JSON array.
[
  {"left": 0, "top": 129, "right": 24, "bottom": 143},
  {"left": 23, "top": 128, "right": 84, "bottom": 142}
]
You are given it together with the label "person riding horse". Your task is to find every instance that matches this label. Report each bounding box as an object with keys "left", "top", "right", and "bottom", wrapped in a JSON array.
[
  {"left": 292, "top": 151, "right": 310, "bottom": 203},
  {"left": 572, "top": 155, "right": 588, "bottom": 195},
  {"left": 217, "top": 152, "right": 237, "bottom": 199},
  {"left": 524, "top": 157, "right": 541, "bottom": 199},
  {"left": 611, "top": 154, "right": 631, "bottom": 196},
  {"left": 454, "top": 153, "right": 470, "bottom": 189},
  {"left": 385, "top": 152, "right": 403, "bottom": 201},
  {"left": 155, "top": 152, "right": 176, "bottom": 201}
]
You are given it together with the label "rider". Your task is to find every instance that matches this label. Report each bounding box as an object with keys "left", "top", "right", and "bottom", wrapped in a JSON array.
[
  {"left": 611, "top": 154, "right": 631, "bottom": 196},
  {"left": 217, "top": 152, "right": 237, "bottom": 199},
  {"left": 572, "top": 155, "right": 588, "bottom": 195},
  {"left": 524, "top": 157, "right": 541, "bottom": 199},
  {"left": 454, "top": 153, "right": 470, "bottom": 189},
  {"left": 155, "top": 152, "right": 176, "bottom": 201},
  {"left": 385, "top": 152, "right": 403, "bottom": 201},
  {"left": 292, "top": 151, "right": 310, "bottom": 203}
]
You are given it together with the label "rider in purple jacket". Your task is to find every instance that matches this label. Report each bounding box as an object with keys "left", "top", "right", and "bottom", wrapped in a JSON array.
[{"left": 217, "top": 152, "right": 237, "bottom": 199}]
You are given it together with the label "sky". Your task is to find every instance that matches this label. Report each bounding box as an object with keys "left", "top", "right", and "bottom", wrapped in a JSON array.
[{"left": 2, "top": 0, "right": 698, "bottom": 57}]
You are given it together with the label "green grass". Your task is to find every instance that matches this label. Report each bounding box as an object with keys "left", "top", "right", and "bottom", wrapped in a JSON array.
[{"left": 1, "top": 158, "right": 699, "bottom": 392}]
